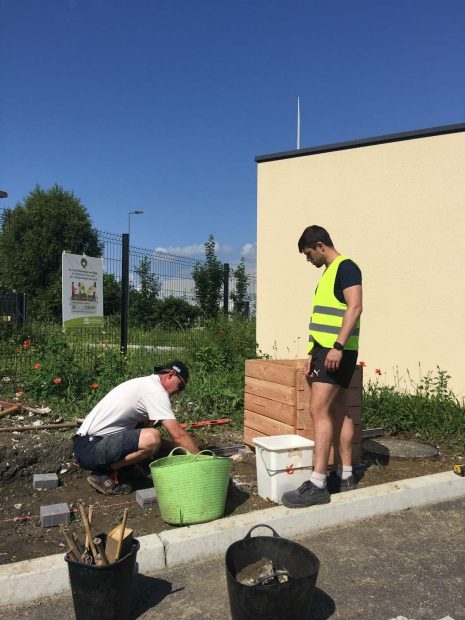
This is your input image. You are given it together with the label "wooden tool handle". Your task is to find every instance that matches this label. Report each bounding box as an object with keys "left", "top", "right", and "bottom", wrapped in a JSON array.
[
  {"left": 59, "top": 525, "right": 81, "bottom": 562},
  {"left": 93, "top": 537, "right": 109, "bottom": 565},
  {"left": 84, "top": 505, "right": 93, "bottom": 548},
  {"left": 0, "top": 405, "right": 20, "bottom": 419},
  {"left": 0, "top": 421, "right": 80, "bottom": 432},
  {"left": 79, "top": 504, "right": 98, "bottom": 561},
  {"left": 115, "top": 508, "right": 128, "bottom": 561}
]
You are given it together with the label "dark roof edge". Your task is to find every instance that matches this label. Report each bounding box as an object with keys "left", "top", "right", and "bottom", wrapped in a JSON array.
[{"left": 255, "top": 122, "right": 465, "bottom": 163}]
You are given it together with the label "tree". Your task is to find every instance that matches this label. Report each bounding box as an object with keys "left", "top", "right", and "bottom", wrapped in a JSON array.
[
  {"left": 192, "top": 235, "right": 224, "bottom": 318},
  {"left": 0, "top": 185, "right": 102, "bottom": 321},
  {"left": 129, "top": 257, "right": 160, "bottom": 329},
  {"left": 230, "top": 257, "right": 250, "bottom": 316},
  {"left": 103, "top": 273, "right": 121, "bottom": 319},
  {"left": 154, "top": 296, "right": 200, "bottom": 330}
]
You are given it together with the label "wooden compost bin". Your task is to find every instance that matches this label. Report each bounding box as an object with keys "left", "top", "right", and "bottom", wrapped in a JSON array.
[{"left": 244, "top": 359, "right": 363, "bottom": 465}]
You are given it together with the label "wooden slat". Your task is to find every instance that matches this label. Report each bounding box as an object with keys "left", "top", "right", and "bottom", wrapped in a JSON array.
[
  {"left": 296, "top": 369, "right": 311, "bottom": 391},
  {"left": 244, "top": 426, "right": 265, "bottom": 449},
  {"left": 244, "top": 393, "right": 295, "bottom": 426},
  {"left": 245, "top": 360, "right": 297, "bottom": 386},
  {"left": 245, "top": 377, "right": 295, "bottom": 405},
  {"left": 244, "top": 410, "right": 294, "bottom": 437},
  {"left": 348, "top": 405, "right": 361, "bottom": 425},
  {"left": 296, "top": 409, "right": 314, "bottom": 431},
  {"left": 346, "top": 387, "right": 362, "bottom": 407},
  {"left": 349, "top": 365, "right": 363, "bottom": 388},
  {"left": 296, "top": 388, "right": 310, "bottom": 410}
]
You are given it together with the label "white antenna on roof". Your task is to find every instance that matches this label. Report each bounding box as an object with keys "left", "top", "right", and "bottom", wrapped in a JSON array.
[{"left": 297, "top": 96, "right": 301, "bottom": 149}]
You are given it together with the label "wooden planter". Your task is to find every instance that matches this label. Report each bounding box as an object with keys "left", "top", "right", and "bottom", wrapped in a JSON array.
[{"left": 244, "top": 359, "right": 363, "bottom": 465}]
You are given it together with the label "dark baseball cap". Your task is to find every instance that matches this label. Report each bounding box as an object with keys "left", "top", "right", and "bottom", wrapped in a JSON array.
[{"left": 154, "top": 360, "right": 189, "bottom": 385}]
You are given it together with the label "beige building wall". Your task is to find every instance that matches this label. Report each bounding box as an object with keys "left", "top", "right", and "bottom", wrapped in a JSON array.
[{"left": 256, "top": 127, "right": 465, "bottom": 397}]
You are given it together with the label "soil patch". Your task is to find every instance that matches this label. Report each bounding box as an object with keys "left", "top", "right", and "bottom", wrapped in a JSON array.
[{"left": 0, "top": 420, "right": 461, "bottom": 566}]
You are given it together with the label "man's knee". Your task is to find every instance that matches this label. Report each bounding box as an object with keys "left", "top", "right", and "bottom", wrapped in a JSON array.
[{"left": 139, "top": 428, "right": 161, "bottom": 453}]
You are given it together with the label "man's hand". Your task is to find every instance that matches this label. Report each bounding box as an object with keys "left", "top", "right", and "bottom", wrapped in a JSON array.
[
  {"left": 162, "top": 419, "right": 199, "bottom": 453},
  {"left": 304, "top": 356, "right": 312, "bottom": 376},
  {"left": 324, "top": 348, "right": 343, "bottom": 372}
]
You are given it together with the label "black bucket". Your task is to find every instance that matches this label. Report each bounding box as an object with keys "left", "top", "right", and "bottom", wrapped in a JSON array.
[
  {"left": 225, "top": 524, "right": 319, "bottom": 620},
  {"left": 65, "top": 537, "right": 140, "bottom": 620}
]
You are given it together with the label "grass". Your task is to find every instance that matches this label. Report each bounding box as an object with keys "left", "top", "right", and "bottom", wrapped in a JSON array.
[{"left": 1, "top": 320, "right": 464, "bottom": 451}]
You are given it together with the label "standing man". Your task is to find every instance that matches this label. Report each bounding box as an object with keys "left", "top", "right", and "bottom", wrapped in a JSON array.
[
  {"left": 282, "top": 226, "right": 363, "bottom": 508},
  {"left": 73, "top": 360, "right": 199, "bottom": 495}
]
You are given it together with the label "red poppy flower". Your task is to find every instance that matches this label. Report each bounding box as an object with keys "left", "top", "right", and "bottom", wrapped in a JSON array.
[
  {"left": 91, "top": 383, "right": 99, "bottom": 389},
  {"left": 34, "top": 363, "right": 41, "bottom": 369},
  {"left": 375, "top": 368, "right": 382, "bottom": 375},
  {"left": 53, "top": 378, "right": 62, "bottom": 384},
  {"left": 359, "top": 361, "right": 366, "bottom": 367},
  {"left": 16, "top": 391, "right": 24, "bottom": 397}
]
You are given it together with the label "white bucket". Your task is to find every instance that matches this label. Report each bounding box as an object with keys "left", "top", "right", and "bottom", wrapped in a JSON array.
[{"left": 253, "top": 435, "right": 315, "bottom": 503}]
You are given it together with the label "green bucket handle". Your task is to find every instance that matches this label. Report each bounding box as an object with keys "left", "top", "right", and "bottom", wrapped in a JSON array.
[
  {"left": 192, "top": 449, "right": 216, "bottom": 460},
  {"left": 167, "top": 447, "right": 191, "bottom": 457},
  {"left": 166, "top": 448, "right": 217, "bottom": 460},
  {"left": 243, "top": 524, "right": 281, "bottom": 540}
]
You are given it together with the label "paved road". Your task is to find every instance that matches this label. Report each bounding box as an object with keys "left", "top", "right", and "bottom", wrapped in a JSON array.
[{"left": 2, "top": 498, "right": 464, "bottom": 620}]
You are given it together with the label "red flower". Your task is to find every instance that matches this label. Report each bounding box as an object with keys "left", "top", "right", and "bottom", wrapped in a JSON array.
[
  {"left": 22, "top": 339, "right": 31, "bottom": 350},
  {"left": 34, "top": 363, "right": 41, "bottom": 369},
  {"left": 91, "top": 383, "right": 99, "bottom": 389},
  {"left": 359, "top": 361, "right": 366, "bottom": 367},
  {"left": 375, "top": 368, "right": 382, "bottom": 375},
  {"left": 16, "top": 391, "right": 24, "bottom": 397},
  {"left": 53, "top": 378, "right": 62, "bottom": 384}
]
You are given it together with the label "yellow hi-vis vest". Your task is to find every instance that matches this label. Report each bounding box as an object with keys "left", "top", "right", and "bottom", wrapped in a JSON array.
[{"left": 308, "top": 255, "right": 360, "bottom": 353}]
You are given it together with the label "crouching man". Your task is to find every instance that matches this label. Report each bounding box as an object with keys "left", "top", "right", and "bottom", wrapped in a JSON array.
[{"left": 73, "top": 360, "right": 198, "bottom": 495}]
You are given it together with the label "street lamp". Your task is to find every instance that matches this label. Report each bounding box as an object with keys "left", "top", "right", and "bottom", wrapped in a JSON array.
[{"left": 128, "top": 210, "right": 144, "bottom": 237}]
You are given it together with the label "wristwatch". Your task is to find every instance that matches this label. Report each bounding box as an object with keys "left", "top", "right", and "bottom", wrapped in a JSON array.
[{"left": 333, "top": 342, "right": 344, "bottom": 351}]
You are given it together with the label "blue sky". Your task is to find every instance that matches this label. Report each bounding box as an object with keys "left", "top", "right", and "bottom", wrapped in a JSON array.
[{"left": 2, "top": 1, "right": 465, "bottom": 267}]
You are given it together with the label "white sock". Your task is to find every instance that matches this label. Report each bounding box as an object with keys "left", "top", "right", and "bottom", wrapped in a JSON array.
[
  {"left": 340, "top": 465, "right": 353, "bottom": 480},
  {"left": 310, "top": 471, "right": 327, "bottom": 489}
]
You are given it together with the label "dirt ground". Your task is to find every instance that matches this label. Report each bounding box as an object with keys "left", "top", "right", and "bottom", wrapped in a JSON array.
[{"left": 0, "top": 415, "right": 461, "bottom": 566}]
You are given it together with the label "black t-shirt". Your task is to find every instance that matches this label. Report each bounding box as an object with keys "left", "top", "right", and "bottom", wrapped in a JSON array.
[{"left": 333, "top": 259, "right": 362, "bottom": 304}]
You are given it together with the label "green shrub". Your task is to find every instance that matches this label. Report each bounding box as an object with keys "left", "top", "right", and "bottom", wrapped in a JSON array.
[
  {"left": 154, "top": 297, "right": 200, "bottom": 330},
  {"left": 363, "top": 366, "right": 465, "bottom": 450}
]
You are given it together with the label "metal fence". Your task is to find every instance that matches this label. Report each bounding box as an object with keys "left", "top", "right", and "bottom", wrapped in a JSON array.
[{"left": 0, "top": 207, "right": 256, "bottom": 375}]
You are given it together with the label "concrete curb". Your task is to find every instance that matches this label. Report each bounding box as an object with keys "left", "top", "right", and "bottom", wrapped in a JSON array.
[{"left": 0, "top": 470, "right": 463, "bottom": 606}]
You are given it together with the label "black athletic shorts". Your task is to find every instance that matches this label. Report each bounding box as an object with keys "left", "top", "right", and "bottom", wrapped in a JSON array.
[
  {"left": 73, "top": 429, "right": 142, "bottom": 474},
  {"left": 308, "top": 343, "right": 358, "bottom": 389}
]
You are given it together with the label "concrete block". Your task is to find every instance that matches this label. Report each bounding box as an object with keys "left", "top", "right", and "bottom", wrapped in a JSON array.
[
  {"left": 134, "top": 533, "right": 166, "bottom": 574},
  {"left": 136, "top": 487, "right": 157, "bottom": 508},
  {"left": 33, "top": 473, "right": 58, "bottom": 490},
  {"left": 0, "top": 553, "right": 69, "bottom": 606},
  {"left": 40, "top": 503, "right": 70, "bottom": 528}
]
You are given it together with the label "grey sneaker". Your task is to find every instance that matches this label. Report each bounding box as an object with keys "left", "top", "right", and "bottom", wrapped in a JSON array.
[
  {"left": 327, "top": 472, "right": 356, "bottom": 493},
  {"left": 87, "top": 474, "right": 132, "bottom": 496},
  {"left": 282, "top": 480, "right": 330, "bottom": 508}
]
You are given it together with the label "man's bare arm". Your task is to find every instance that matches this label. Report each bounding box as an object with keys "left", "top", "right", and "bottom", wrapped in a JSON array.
[
  {"left": 337, "top": 284, "right": 363, "bottom": 345},
  {"left": 162, "top": 419, "right": 199, "bottom": 453},
  {"left": 324, "top": 284, "right": 363, "bottom": 370}
]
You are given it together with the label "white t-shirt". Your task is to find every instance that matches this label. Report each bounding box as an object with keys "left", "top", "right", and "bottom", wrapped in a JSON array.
[{"left": 77, "top": 374, "right": 176, "bottom": 436}]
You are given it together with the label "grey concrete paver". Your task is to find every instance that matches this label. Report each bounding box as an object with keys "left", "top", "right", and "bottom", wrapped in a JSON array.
[{"left": 1, "top": 498, "right": 464, "bottom": 620}]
